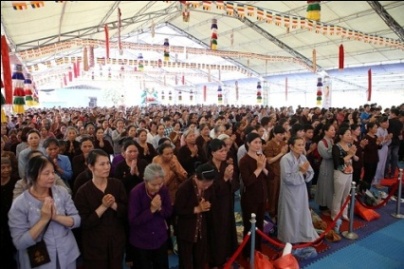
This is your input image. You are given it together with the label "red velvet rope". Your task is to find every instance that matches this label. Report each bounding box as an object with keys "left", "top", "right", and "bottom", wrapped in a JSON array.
[
  {"left": 223, "top": 232, "right": 251, "bottom": 269},
  {"left": 356, "top": 181, "right": 399, "bottom": 209},
  {"left": 256, "top": 194, "right": 351, "bottom": 249}
]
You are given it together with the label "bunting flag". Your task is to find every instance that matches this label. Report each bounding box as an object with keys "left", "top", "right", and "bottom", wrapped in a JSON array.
[
  {"left": 158, "top": 59, "right": 163, "bottom": 68},
  {"left": 257, "top": 81, "right": 262, "bottom": 104},
  {"left": 1, "top": 79, "right": 6, "bottom": 123},
  {"left": 247, "top": 5, "right": 254, "bottom": 16},
  {"left": 161, "top": 90, "right": 165, "bottom": 101},
  {"left": 30, "top": 1, "right": 44, "bottom": 8},
  {"left": 339, "top": 44, "right": 344, "bottom": 70},
  {"left": 118, "top": 8, "right": 123, "bottom": 55},
  {"left": 237, "top": 4, "right": 245, "bottom": 18},
  {"left": 203, "top": 85, "right": 207, "bottom": 102},
  {"left": 12, "top": 2, "right": 28, "bottom": 10},
  {"left": 202, "top": 1, "right": 212, "bottom": 11},
  {"left": 367, "top": 69, "right": 372, "bottom": 101},
  {"left": 182, "top": 2, "right": 190, "bottom": 22},
  {"left": 24, "top": 74, "right": 34, "bottom": 106},
  {"left": 189, "top": 89, "right": 193, "bottom": 101},
  {"left": 138, "top": 53, "right": 144, "bottom": 71},
  {"left": 312, "top": 49, "right": 317, "bottom": 72},
  {"left": 104, "top": 24, "right": 110, "bottom": 59},
  {"left": 178, "top": 91, "right": 182, "bottom": 102},
  {"left": 316, "top": 77, "right": 323, "bottom": 105},
  {"left": 168, "top": 91, "right": 172, "bottom": 102},
  {"left": 164, "top": 38, "right": 170, "bottom": 61},
  {"left": 216, "top": 1, "right": 224, "bottom": 9},
  {"left": 217, "top": 85, "right": 222, "bottom": 104},
  {"left": 226, "top": 2, "right": 234, "bottom": 16},
  {"left": 1, "top": 35, "right": 13, "bottom": 104},
  {"left": 12, "top": 64, "right": 26, "bottom": 114},
  {"left": 211, "top": 19, "right": 218, "bottom": 50},
  {"left": 307, "top": 1, "right": 321, "bottom": 21},
  {"left": 257, "top": 8, "right": 264, "bottom": 21}
]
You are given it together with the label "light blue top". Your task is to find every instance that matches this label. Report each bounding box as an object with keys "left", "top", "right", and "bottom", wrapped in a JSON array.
[{"left": 8, "top": 185, "right": 80, "bottom": 269}]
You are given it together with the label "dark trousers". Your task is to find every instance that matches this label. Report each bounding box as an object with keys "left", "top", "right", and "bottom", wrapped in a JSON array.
[
  {"left": 177, "top": 237, "right": 207, "bottom": 269},
  {"left": 241, "top": 200, "right": 265, "bottom": 258},
  {"left": 363, "top": 162, "right": 377, "bottom": 189},
  {"left": 131, "top": 242, "right": 169, "bottom": 269}
]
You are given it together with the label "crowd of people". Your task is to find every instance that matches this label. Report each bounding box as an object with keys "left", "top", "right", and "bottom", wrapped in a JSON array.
[{"left": 1, "top": 102, "right": 403, "bottom": 269}]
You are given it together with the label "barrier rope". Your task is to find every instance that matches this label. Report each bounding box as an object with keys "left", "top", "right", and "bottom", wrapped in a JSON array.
[
  {"left": 223, "top": 232, "right": 251, "bottom": 269},
  {"left": 356, "top": 181, "right": 399, "bottom": 209}
]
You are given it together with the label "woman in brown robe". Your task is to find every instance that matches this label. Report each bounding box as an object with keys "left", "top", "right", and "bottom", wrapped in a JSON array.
[{"left": 74, "top": 149, "right": 127, "bottom": 269}]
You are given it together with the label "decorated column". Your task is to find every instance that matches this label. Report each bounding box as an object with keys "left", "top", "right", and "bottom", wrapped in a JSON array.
[
  {"left": 257, "top": 81, "right": 262, "bottom": 104},
  {"left": 316, "top": 77, "right": 323, "bottom": 106},
  {"left": 24, "top": 74, "right": 34, "bottom": 106},
  {"left": 211, "top": 19, "right": 218, "bottom": 50},
  {"left": 12, "top": 64, "right": 26, "bottom": 114},
  {"left": 164, "top": 38, "right": 170, "bottom": 61},
  {"left": 217, "top": 85, "right": 222, "bottom": 104}
]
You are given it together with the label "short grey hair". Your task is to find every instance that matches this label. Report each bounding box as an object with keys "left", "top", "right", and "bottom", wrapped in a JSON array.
[{"left": 143, "top": 163, "right": 165, "bottom": 182}]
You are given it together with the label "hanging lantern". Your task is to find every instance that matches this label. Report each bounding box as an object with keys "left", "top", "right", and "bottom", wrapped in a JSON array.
[
  {"left": 24, "top": 74, "right": 34, "bottom": 106},
  {"left": 217, "top": 85, "right": 222, "bottom": 104},
  {"left": 307, "top": 1, "right": 321, "bottom": 21},
  {"left": 12, "top": 64, "right": 26, "bottom": 114},
  {"left": 138, "top": 53, "right": 144, "bottom": 71},
  {"left": 316, "top": 77, "right": 323, "bottom": 105},
  {"left": 339, "top": 44, "right": 344, "bottom": 70},
  {"left": 211, "top": 19, "right": 218, "bottom": 50},
  {"left": 164, "top": 38, "right": 170, "bottom": 61},
  {"left": 257, "top": 81, "right": 262, "bottom": 104}
]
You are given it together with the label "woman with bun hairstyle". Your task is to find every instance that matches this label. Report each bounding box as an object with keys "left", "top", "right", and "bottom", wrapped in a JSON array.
[
  {"left": 206, "top": 139, "right": 238, "bottom": 268},
  {"left": 239, "top": 132, "right": 270, "bottom": 258},
  {"left": 174, "top": 163, "right": 217, "bottom": 269}
]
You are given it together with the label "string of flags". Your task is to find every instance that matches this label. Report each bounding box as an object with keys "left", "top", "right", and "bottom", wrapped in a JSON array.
[{"left": 12, "top": 1, "right": 74, "bottom": 10}]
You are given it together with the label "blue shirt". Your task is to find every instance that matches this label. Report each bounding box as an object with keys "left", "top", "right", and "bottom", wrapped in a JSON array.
[{"left": 54, "top": 154, "right": 73, "bottom": 183}]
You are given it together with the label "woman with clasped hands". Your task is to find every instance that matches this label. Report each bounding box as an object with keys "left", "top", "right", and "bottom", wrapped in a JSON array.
[
  {"left": 174, "top": 163, "right": 217, "bottom": 269},
  {"left": 127, "top": 163, "right": 173, "bottom": 269},
  {"left": 8, "top": 155, "right": 80, "bottom": 269},
  {"left": 74, "top": 149, "right": 127, "bottom": 269},
  {"left": 277, "top": 136, "right": 319, "bottom": 244}
]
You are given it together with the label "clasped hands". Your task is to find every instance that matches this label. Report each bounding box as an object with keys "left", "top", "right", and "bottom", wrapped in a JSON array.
[
  {"left": 150, "top": 194, "right": 162, "bottom": 213},
  {"left": 196, "top": 198, "right": 211, "bottom": 213}
]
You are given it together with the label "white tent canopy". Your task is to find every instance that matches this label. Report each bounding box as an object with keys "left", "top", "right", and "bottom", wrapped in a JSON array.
[{"left": 1, "top": 1, "right": 403, "bottom": 107}]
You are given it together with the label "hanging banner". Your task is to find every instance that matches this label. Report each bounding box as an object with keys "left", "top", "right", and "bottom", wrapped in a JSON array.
[
  {"left": 203, "top": 85, "right": 207, "bottom": 102},
  {"left": 1, "top": 35, "right": 13, "bottom": 104},
  {"left": 367, "top": 69, "right": 372, "bottom": 101}
]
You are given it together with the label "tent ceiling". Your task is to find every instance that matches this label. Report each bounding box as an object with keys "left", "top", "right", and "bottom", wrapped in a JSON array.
[{"left": 1, "top": 1, "right": 404, "bottom": 92}]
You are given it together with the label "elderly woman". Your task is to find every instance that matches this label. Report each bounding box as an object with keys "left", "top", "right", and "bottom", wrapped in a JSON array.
[
  {"left": 127, "top": 163, "right": 173, "bottom": 269},
  {"left": 8, "top": 155, "right": 81, "bottom": 269}
]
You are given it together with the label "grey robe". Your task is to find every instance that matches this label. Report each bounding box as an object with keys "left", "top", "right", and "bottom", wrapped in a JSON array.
[
  {"left": 315, "top": 137, "right": 334, "bottom": 208},
  {"left": 278, "top": 152, "right": 319, "bottom": 243}
]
